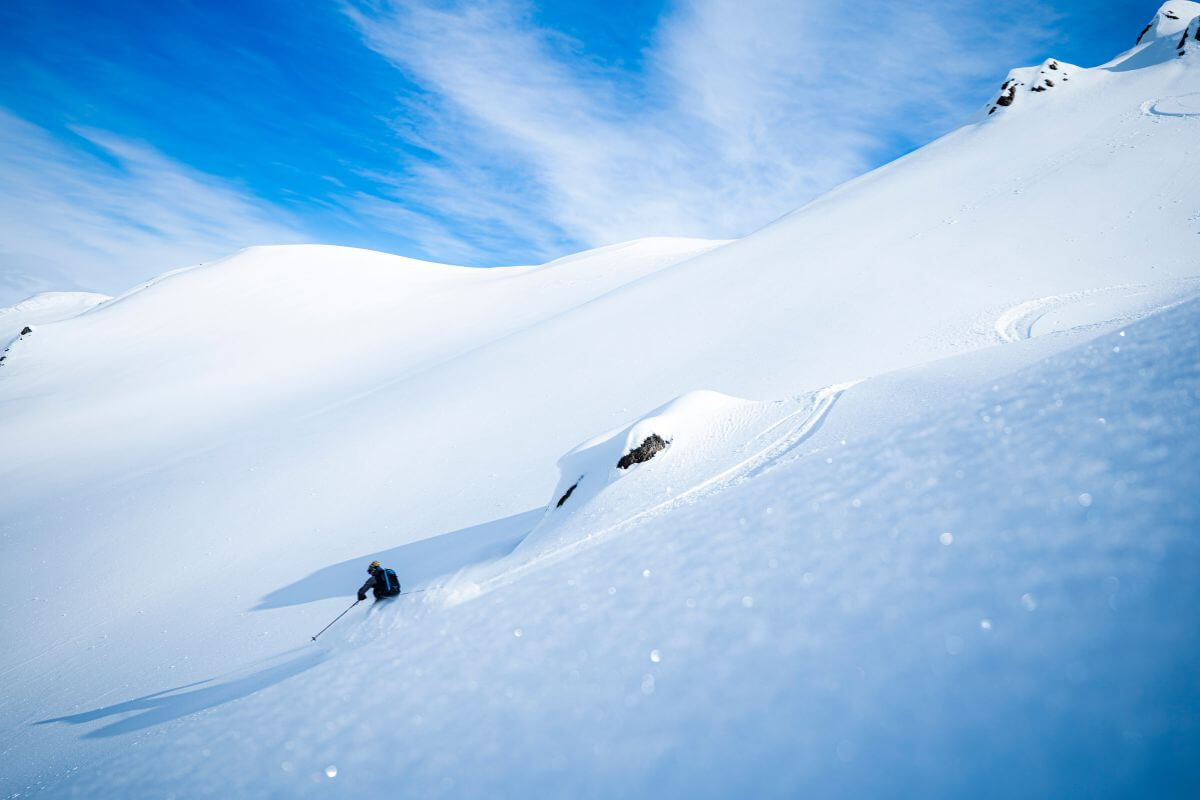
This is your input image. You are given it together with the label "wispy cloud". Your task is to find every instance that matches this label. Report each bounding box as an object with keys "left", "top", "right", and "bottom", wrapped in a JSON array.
[
  {"left": 348, "top": 0, "right": 1059, "bottom": 259},
  {"left": 0, "top": 109, "right": 309, "bottom": 304}
]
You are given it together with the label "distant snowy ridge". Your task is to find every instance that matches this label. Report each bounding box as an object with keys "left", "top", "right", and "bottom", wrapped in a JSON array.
[
  {"left": 0, "top": 291, "right": 109, "bottom": 340},
  {"left": 984, "top": 0, "right": 1199, "bottom": 115}
]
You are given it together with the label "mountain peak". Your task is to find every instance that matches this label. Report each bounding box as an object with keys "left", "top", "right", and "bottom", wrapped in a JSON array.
[
  {"left": 982, "top": 58, "right": 1080, "bottom": 116},
  {"left": 983, "top": 2, "right": 1199, "bottom": 116},
  {"left": 1142, "top": 1, "right": 1200, "bottom": 42},
  {"left": 1114, "top": 1, "right": 1200, "bottom": 69}
]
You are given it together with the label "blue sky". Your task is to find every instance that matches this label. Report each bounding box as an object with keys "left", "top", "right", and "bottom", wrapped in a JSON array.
[{"left": 0, "top": 0, "right": 1162, "bottom": 297}]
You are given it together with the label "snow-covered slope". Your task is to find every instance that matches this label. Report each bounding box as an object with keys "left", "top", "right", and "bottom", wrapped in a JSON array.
[
  {"left": 2, "top": 4, "right": 1199, "bottom": 797},
  {"left": 51, "top": 293, "right": 1200, "bottom": 800}
]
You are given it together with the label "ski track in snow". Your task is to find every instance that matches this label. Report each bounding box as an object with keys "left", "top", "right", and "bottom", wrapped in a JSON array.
[
  {"left": 995, "top": 287, "right": 1122, "bottom": 343},
  {"left": 1141, "top": 92, "right": 1200, "bottom": 117},
  {"left": 993, "top": 279, "right": 1200, "bottom": 343},
  {"left": 443, "top": 381, "right": 858, "bottom": 605}
]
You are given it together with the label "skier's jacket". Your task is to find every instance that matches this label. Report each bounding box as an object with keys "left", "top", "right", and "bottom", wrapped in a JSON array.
[{"left": 358, "top": 565, "right": 401, "bottom": 600}]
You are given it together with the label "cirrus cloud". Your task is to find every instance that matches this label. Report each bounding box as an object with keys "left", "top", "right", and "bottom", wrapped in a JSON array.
[{"left": 344, "top": 0, "right": 1061, "bottom": 259}]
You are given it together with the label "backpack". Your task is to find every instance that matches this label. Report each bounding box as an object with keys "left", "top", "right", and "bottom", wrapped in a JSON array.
[{"left": 375, "top": 567, "right": 401, "bottom": 597}]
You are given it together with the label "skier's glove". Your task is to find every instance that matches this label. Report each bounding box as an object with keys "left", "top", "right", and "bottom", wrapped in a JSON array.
[{"left": 357, "top": 592, "right": 367, "bottom": 602}]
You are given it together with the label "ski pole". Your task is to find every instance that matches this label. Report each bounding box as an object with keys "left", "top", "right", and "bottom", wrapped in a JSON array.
[
  {"left": 311, "top": 599, "right": 361, "bottom": 641},
  {"left": 398, "top": 585, "right": 443, "bottom": 596}
]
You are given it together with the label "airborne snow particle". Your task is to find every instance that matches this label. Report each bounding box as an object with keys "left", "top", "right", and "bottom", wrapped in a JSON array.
[
  {"left": 1021, "top": 593, "right": 1038, "bottom": 611},
  {"left": 939, "top": 532, "right": 954, "bottom": 546},
  {"left": 513, "top": 627, "right": 523, "bottom": 638},
  {"left": 642, "top": 569, "right": 651, "bottom": 578},
  {"left": 650, "top": 649, "right": 661, "bottom": 663},
  {"left": 641, "top": 674, "right": 656, "bottom": 695},
  {"left": 742, "top": 596, "right": 754, "bottom": 608},
  {"left": 980, "top": 618, "right": 993, "bottom": 631},
  {"left": 1078, "top": 492, "right": 1093, "bottom": 507},
  {"left": 325, "top": 766, "right": 338, "bottom": 779}
]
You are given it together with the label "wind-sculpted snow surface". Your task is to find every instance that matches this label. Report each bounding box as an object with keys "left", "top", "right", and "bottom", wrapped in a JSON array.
[{"left": 48, "top": 297, "right": 1200, "bottom": 799}]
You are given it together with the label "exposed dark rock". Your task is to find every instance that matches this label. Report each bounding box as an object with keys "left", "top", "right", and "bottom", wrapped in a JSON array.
[
  {"left": 1048, "top": 61, "right": 1059, "bottom": 70},
  {"left": 1195, "top": 23, "right": 1199, "bottom": 41},
  {"left": 1044, "top": 79, "right": 1055, "bottom": 87},
  {"left": 996, "top": 84, "right": 1017, "bottom": 106},
  {"left": 556, "top": 479, "right": 581, "bottom": 508},
  {"left": 20, "top": 326, "right": 32, "bottom": 335},
  {"left": 1032, "top": 85, "right": 1046, "bottom": 92},
  {"left": 1137, "top": 23, "right": 1152, "bottom": 44},
  {"left": 1180, "top": 30, "right": 1190, "bottom": 49},
  {"left": 617, "top": 434, "right": 669, "bottom": 470},
  {"left": 989, "top": 107, "right": 997, "bottom": 115},
  {"left": 1165, "top": 11, "right": 1179, "bottom": 20}
]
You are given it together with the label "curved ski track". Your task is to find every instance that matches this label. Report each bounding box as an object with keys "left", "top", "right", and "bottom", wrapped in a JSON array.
[
  {"left": 442, "top": 381, "right": 857, "bottom": 604},
  {"left": 994, "top": 279, "right": 1200, "bottom": 344}
]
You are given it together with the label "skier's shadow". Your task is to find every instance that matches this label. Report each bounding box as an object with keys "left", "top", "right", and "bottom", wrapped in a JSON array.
[
  {"left": 35, "top": 647, "right": 323, "bottom": 739},
  {"left": 252, "top": 508, "right": 541, "bottom": 611}
]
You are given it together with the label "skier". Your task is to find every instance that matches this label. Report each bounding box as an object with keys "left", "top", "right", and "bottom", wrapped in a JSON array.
[{"left": 357, "top": 560, "right": 401, "bottom": 601}]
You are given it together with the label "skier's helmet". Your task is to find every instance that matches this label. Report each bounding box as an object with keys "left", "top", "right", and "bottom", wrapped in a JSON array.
[{"left": 368, "top": 560, "right": 381, "bottom": 573}]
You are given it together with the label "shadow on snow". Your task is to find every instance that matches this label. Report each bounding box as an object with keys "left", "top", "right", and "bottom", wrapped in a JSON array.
[
  {"left": 35, "top": 647, "right": 325, "bottom": 739},
  {"left": 252, "top": 508, "right": 541, "bottom": 610}
]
